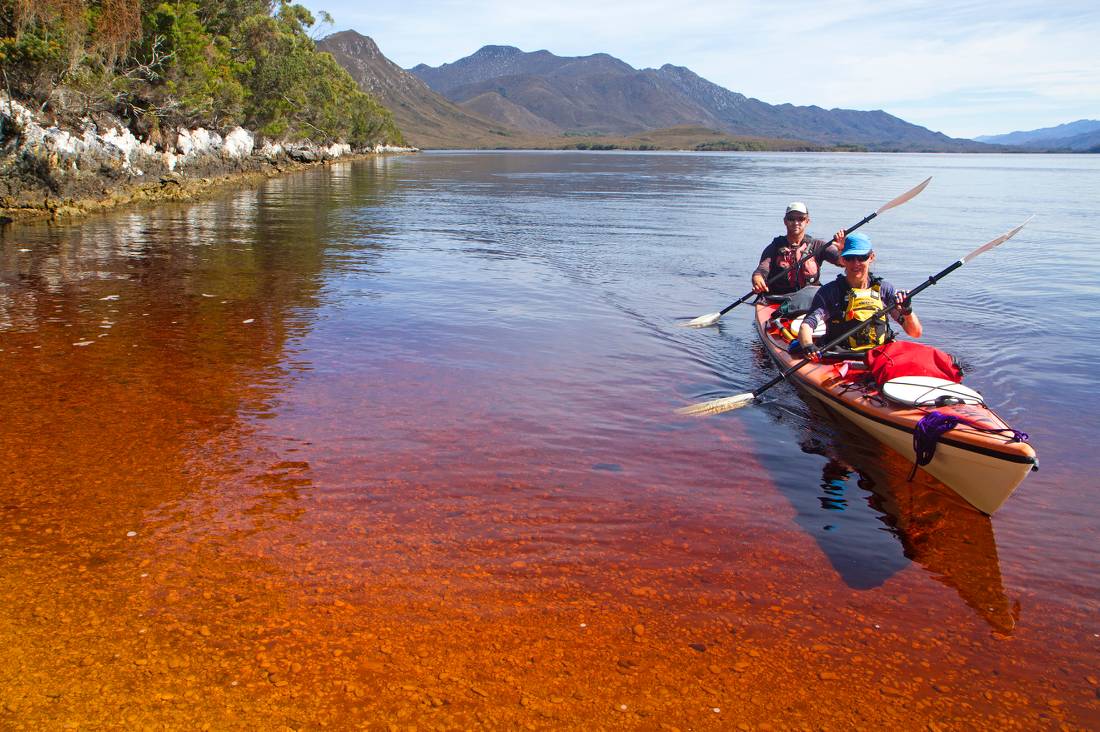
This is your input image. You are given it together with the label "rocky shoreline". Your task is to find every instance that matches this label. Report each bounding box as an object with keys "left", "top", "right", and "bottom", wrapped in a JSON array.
[{"left": 0, "top": 96, "right": 417, "bottom": 223}]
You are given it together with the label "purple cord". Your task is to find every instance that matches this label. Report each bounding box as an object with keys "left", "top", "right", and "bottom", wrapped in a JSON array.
[
  {"left": 913, "top": 412, "right": 959, "bottom": 469},
  {"left": 908, "top": 411, "right": 1029, "bottom": 481}
]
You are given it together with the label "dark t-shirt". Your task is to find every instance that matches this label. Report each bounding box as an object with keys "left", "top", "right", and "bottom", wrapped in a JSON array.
[{"left": 753, "top": 235, "right": 841, "bottom": 295}]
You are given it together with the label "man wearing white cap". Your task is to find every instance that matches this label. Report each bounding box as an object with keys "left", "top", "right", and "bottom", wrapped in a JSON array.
[{"left": 751, "top": 202, "right": 843, "bottom": 295}]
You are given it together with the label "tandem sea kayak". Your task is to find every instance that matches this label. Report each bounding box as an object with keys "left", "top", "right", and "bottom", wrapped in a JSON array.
[{"left": 753, "top": 300, "right": 1036, "bottom": 515}]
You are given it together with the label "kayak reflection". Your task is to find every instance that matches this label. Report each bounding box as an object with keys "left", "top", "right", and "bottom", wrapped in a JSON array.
[{"left": 776, "top": 396, "right": 1018, "bottom": 634}]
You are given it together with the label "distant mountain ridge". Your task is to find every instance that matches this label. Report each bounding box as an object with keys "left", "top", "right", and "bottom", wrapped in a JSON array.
[
  {"left": 410, "top": 45, "right": 990, "bottom": 152},
  {"left": 409, "top": 45, "right": 634, "bottom": 95},
  {"left": 974, "top": 120, "right": 1100, "bottom": 151},
  {"left": 318, "top": 31, "right": 522, "bottom": 148},
  {"left": 975, "top": 120, "right": 1100, "bottom": 145}
]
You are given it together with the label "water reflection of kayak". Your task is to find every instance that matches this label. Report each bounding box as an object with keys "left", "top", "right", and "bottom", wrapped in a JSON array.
[
  {"left": 754, "top": 300, "right": 1036, "bottom": 514},
  {"left": 799, "top": 400, "right": 1018, "bottom": 634}
]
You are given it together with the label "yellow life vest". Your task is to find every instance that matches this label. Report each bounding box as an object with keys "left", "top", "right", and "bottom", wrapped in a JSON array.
[{"left": 835, "top": 279, "right": 889, "bottom": 351}]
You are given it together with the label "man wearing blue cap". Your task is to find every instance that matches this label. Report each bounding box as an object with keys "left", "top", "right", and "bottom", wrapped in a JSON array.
[
  {"left": 751, "top": 202, "right": 844, "bottom": 295},
  {"left": 796, "top": 230, "right": 922, "bottom": 360}
]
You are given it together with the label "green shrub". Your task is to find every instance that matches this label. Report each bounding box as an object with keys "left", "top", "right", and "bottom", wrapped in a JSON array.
[{"left": 0, "top": 0, "right": 402, "bottom": 147}]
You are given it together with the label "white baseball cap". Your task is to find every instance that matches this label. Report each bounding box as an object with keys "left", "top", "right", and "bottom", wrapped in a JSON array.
[{"left": 785, "top": 202, "right": 808, "bottom": 215}]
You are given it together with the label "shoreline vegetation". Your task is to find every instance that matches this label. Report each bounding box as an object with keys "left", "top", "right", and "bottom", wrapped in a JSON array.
[{"left": 0, "top": 0, "right": 407, "bottom": 221}]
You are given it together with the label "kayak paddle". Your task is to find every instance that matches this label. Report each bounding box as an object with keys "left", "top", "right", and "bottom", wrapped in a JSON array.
[
  {"left": 682, "top": 177, "right": 932, "bottom": 328},
  {"left": 678, "top": 217, "right": 1033, "bottom": 416}
]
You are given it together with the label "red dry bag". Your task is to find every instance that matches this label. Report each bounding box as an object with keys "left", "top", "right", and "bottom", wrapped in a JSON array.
[{"left": 865, "top": 341, "right": 963, "bottom": 386}]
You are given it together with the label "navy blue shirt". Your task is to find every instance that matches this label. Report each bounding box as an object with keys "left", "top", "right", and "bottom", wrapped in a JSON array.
[{"left": 802, "top": 274, "right": 904, "bottom": 333}]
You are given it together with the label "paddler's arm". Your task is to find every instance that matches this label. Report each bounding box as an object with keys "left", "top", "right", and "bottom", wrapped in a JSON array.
[
  {"left": 822, "top": 229, "right": 845, "bottom": 267},
  {"left": 892, "top": 289, "right": 923, "bottom": 338},
  {"left": 752, "top": 251, "right": 772, "bottom": 293},
  {"left": 799, "top": 286, "right": 831, "bottom": 348},
  {"left": 798, "top": 317, "right": 823, "bottom": 361},
  {"left": 799, "top": 311, "right": 824, "bottom": 350},
  {"left": 799, "top": 292, "right": 830, "bottom": 360}
]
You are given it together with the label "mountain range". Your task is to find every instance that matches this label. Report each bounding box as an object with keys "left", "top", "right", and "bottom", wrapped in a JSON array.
[
  {"left": 408, "top": 44, "right": 990, "bottom": 152},
  {"left": 321, "top": 32, "right": 995, "bottom": 152},
  {"left": 974, "top": 120, "right": 1100, "bottom": 152},
  {"left": 317, "top": 32, "right": 524, "bottom": 149}
]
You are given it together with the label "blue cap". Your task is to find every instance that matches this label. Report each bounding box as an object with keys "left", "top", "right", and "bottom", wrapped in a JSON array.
[{"left": 841, "top": 231, "right": 873, "bottom": 257}]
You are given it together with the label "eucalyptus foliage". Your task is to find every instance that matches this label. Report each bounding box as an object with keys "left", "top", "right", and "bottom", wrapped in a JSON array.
[{"left": 0, "top": 0, "right": 403, "bottom": 146}]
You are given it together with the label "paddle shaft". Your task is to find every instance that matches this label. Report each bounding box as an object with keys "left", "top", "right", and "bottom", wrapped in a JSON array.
[
  {"left": 716, "top": 213, "right": 878, "bottom": 318},
  {"left": 749, "top": 257, "right": 965, "bottom": 399}
]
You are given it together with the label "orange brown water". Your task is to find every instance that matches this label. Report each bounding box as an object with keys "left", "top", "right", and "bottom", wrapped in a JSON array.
[{"left": 1, "top": 154, "right": 1097, "bottom": 729}]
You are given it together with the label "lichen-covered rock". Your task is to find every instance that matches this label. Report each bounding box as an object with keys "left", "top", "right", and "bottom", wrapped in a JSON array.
[
  {"left": 258, "top": 141, "right": 285, "bottom": 160},
  {"left": 176, "top": 127, "right": 223, "bottom": 160},
  {"left": 283, "top": 142, "right": 322, "bottom": 162},
  {"left": 325, "top": 142, "right": 352, "bottom": 159},
  {"left": 0, "top": 94, "right": 417, "bottom": 216},
  {"left": 223, "top": 128, "right": 255, "bottom": 160}
]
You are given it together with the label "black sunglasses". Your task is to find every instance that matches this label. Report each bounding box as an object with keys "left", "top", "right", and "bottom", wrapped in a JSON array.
[
  {"left": 843, "top": 253, "right": 870, "bottom": 262},
  {"left": 784, "top": 215, "right": 807, "bottom": 223}
]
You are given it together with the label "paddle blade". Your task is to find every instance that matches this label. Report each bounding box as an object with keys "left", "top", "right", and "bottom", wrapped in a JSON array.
[
  {"left": 962, "top": 216, "right": 1034, "bottom": 264},
  {"left": 682, "top": 311, "right": 721, "bottom": 328},
  {"left": 676, "top": 392, "right": 756, "bottom": 416},
  {"left": 877, "top": 176, "right": 932, "bottom": 215}
]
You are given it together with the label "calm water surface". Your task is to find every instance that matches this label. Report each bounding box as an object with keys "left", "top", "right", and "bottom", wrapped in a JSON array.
[{"left": 1, "top": 151, "right": 1097, "bottom": 728}]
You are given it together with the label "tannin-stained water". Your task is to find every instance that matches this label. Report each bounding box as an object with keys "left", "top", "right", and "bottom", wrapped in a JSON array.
[{"left": 0, "top": 152, "right": 1097, "bottom": 728}]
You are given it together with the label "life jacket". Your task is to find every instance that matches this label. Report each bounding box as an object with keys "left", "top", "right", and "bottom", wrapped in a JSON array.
[
  {"left": 774, "top": 240, "right": 820, "bottom": 292},
  {"left": 827, "top": 276, "right": 891, "bottom": 351}
]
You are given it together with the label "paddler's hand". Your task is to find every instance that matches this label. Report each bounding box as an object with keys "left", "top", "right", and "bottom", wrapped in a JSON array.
[
  {"left": 893, "top": 290, "right": 913, "bottom": 316},
  {"left": 804, "top": 344, "right": 822, "bottom": 362},
  {"left": 752, "top": 273, "right": 768, "bottom": 294},
  {"left": 833, "top": 229, "right": 846, "bottom": 246}
]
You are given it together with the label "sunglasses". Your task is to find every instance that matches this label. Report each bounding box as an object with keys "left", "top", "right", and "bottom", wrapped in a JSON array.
[
  {"left": 785, "top": 216, "right": 807, "bottom": 224},
  {"left": 843, "top": 253, "right": 870, "bottom": 262}
]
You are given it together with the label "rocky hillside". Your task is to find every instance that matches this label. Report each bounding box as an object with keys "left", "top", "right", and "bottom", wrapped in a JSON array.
[
  {"left": 411, "top": 46, "right": 992, "bottom": 152},
  {"left": 318, "top": 32, "right": 528, "bottom": 148}
]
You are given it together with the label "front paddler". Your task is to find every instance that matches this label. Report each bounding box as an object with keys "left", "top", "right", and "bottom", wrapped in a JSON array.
[
  {"left": 751, "top": 202, "right": 845, "bottom": 295},
  {"left": 797, "top": 231, "right": 922, "bottom": 361}
]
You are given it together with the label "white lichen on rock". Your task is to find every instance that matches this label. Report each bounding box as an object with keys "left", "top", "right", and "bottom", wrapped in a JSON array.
[
  {"left": 1, "top": 94, "right": 418, "bottom": 212},
  {"left": 222, "top": 128, "right": 255, "bottom": 159}
]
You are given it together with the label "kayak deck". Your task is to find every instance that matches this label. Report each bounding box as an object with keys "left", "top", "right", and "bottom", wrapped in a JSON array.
[{"left": 753, "top": 301, "right": 1036, "bottom": 514}]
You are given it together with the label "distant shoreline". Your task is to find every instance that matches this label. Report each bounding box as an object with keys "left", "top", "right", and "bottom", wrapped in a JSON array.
[{"left": 387, "top": 127, "right": 1090, "bottom": 154}]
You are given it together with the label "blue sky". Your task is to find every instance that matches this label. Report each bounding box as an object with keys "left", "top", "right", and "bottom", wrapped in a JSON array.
[{"left": 296, "top": 0, "right": 1099, "bottom": 139}]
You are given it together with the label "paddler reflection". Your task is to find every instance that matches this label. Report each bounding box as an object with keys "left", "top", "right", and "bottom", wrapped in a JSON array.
[{"left": 794, "top": 401, "right": 1019, "bottom": 634}]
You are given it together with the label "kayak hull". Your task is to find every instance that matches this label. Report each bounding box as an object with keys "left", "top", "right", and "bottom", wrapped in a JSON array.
[{"left": 753, "top": 302, "right": 1035, "bottom": 514}]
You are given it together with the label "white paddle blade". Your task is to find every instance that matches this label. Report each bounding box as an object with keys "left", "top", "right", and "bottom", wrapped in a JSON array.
[
  {"left": 676, "top": 392, "right": 756, "bottom": 416},
  {"left": 962, "top": 216, "right": 1034, "bottom": 264},
  {"left": 682, "top": 311, "right": 721, "bottom": 328},
  {"left": 877, "top": 176, "right": 932, "bottom": 215}
]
